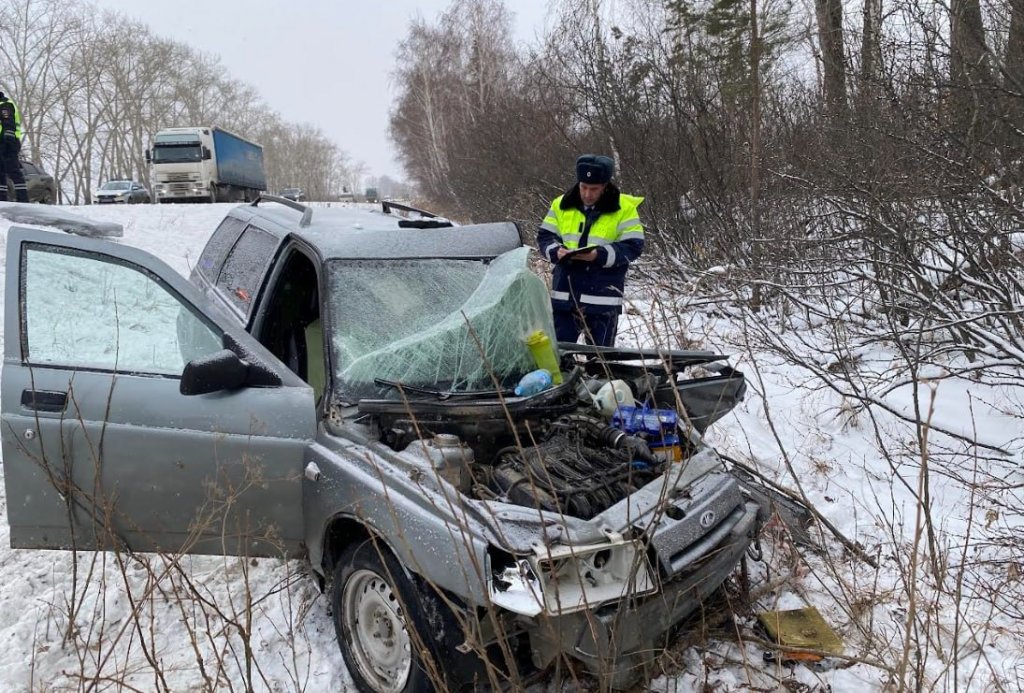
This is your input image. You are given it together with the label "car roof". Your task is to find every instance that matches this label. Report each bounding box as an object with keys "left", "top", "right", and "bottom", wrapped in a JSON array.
[{"left": 228, "top": 201, "right": 523, "bottom": 260}]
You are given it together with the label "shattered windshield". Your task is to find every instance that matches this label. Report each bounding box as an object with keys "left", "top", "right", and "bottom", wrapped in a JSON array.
[{"left": 327, "top": 246, "right": 557, "bottom": 402}]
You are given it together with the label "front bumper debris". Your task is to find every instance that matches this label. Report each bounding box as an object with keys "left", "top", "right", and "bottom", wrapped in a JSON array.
[{"left": 525, "top": 499, "right": 761, "bottom": 689}]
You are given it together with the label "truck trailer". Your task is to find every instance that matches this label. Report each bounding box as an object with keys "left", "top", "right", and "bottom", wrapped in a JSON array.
[{"left": 147, "top": 126, "right": 266, "bottom": 203}]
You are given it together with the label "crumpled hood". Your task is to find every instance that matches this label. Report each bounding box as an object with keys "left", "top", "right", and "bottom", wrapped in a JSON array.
[{"left": 470, "top": 444, "right": 727, "bottom": 554}]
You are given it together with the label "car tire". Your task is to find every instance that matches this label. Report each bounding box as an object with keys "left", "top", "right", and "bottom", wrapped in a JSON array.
[{"left": 331, "top": 540, "right": 483, "bottom": 693}]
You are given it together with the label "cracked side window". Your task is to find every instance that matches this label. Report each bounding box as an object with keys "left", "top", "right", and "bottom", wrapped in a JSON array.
[
  {"left": 197, "top": 216, "right": 245, "bottom": 281},
  {"left": 216, "top": 225, "right": 277, "bottom": 316}
]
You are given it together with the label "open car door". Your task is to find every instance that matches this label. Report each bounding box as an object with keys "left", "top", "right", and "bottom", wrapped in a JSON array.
[{"left": 1, "top": 227, "right": 316, "bottom": 557}]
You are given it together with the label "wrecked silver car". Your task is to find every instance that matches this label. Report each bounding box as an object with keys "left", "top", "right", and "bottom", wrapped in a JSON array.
[{"left": 2, "top": 197, "right": 763, "bottom": 691}]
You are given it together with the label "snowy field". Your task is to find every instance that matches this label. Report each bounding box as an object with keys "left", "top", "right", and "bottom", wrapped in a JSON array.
[{"left": 0, "top": 202, "right": 1021, "bottom": 691}]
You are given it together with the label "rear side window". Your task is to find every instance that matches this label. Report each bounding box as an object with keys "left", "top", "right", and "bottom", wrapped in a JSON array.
[
  {"left": 216, "top": 225, "right": 278, "bottom": 316},
  {"left": 197, "top": 216, "right": 245, "bottom": 281}
]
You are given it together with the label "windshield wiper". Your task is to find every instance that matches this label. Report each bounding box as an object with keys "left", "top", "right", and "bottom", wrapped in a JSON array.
[{"left": 373, "top": 378, "right": 513, "bottom": 400}]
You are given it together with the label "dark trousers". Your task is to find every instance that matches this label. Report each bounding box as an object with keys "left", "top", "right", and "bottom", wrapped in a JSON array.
[
  {"left": 0, "top": 135, "right": 28, "bottom": 202},
  {"left": 553, "top": 307, "right": 619, "bottom": 347}
]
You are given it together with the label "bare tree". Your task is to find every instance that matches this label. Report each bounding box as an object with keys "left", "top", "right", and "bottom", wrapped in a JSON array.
[
  {"left": 389, "top": 0, "right": 524, "bottom": 219},
  {"left": 0, "top": 0, "right": 354, "bottom": 203},
  {"left": 950, "top": 0, "right": 992, "bottom": 89},
  {"left": 859, "top": 0, "right": 883, "bottom": 91},
  {"left": 0, "top": 0, "right": 82, "bottom": 163},
  {"left": 814, "top": 0, "right": 847, "bottom": 113},
  {"left": 948, "top": 0, "right": 994, "bottom": 150},
  {"left": 1009, "top": 0, "right": 1024, "bottom": 84},
  {"left": 389, "top": 18, "right": 459, "bottom": 209},
  {"left": 1005, "top": 0, "right": 1024, "bottom": 174},
  {"left": 259, "top": 123, "right": 355, "bottom": 200}
]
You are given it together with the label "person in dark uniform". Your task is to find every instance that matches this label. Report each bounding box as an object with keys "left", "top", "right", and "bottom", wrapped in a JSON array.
[
  {"left": 536, "top": 154, "right": 645, "bottom": 347},
  {"left": 0, "top": 89, "right": 29, "bottom": 203}
]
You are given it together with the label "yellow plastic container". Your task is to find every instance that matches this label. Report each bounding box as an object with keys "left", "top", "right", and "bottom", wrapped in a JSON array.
[{"left": 525, "top": 330, "right": 562, "bottom": 384}]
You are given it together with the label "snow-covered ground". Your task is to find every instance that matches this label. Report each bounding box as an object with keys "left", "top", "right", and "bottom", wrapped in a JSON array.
[{"left": 0, "top": 202, "right": 1021, "bottom": 691}]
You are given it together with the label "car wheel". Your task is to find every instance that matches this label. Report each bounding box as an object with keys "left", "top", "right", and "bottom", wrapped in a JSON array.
[
  {"left": 209, "top": 187, "right": 217, "bottom": 203},
  {"left": 331, "top": 540, "right": 480, "bottom": 693}
]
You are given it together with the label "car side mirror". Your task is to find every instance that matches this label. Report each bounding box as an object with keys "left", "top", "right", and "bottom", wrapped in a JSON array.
[
  {"left": 180, "top": 349, "right": 250, "bottom": 395},
  {"left": 202, "top": 146, "right": 211, "bottom": 160},
  {"left": 145, "top": 150, "right": 151, "bottom": 164}
]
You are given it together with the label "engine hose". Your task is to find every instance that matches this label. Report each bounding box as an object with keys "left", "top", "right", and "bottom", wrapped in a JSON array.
[{"left": 555, "top": 414, "right": 658, "bottom": 464}]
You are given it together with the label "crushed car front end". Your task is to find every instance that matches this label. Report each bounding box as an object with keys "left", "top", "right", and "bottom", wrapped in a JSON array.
[
  {"left": 314, "top": 402, "right": 763, "bottom": 688},
  {"left": 313, "top": 245, "right": 765, "bottom": 688},
  {"left": 482, "top": 449, "right": 763, "bottom": 687}
]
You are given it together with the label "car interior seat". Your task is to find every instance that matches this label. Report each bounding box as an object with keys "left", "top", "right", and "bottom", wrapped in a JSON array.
[{"left": 304, "top": 317, "right": 325, "bottom": 403}]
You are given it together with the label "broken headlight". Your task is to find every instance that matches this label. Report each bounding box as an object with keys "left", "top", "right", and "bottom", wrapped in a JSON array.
[{"left": 488, "top": 535, "right": 658, "bottom": 616}]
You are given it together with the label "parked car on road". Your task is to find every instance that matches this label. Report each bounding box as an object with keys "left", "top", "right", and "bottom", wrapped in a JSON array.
[
  {"left": 279, "top": 187, "right": 305, "bottom": 201},
  {"left": 4, "top": 159, "right": 55, "bottom": 204},
  {"left": 96, "top": 179, "right": 151, "bottom": 204},
  {"left": 2, "top": 196, "right": 762, "bottom": 692}
]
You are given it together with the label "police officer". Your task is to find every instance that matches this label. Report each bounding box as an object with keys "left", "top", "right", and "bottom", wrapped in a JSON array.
[
  {"left": 0, "top": 90, "right": 29, "bottom": 203},
  {"left": 537, "top": 154, "right": 645, "bottom": 347}
]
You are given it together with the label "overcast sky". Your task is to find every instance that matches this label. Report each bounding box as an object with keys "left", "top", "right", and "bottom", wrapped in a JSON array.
[{"left": 90, "top": 0, "right": 552, "bottom": 181}]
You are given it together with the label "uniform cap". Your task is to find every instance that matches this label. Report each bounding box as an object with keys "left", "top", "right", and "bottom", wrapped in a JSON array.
[{"left": 576, "top": 154, "right": 614, "bottom": 184}]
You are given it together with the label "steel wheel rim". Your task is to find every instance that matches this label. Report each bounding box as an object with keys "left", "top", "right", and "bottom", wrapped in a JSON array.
[{"left": 342, "top": 568, "right": 412, "bottom": 692}]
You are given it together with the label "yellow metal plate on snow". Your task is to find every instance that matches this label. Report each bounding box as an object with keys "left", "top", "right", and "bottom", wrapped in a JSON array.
[{"left": 758, "top": 607, "right": 843, "bottom": 658}]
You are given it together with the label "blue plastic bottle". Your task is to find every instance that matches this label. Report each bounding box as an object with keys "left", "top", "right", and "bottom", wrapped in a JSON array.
[{"left": 514, "top": 369, "right": 553, "bottom": 396}]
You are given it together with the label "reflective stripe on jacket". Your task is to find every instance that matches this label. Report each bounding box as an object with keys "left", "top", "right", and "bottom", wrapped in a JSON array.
[{"left": 537, "top": 182, "right": 644, "bottom": 313}]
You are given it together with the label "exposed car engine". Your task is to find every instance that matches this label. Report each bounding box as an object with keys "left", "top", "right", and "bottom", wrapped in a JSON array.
[
  {"left": 487, "top": 418, "right": 663, "bottom": 519},
  {"left": 358, "top": 344, "right": 747, "bottom": 520}
]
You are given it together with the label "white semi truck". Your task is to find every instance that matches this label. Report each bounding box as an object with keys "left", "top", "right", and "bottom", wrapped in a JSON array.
[{"left": 147, "top": 126, "right": 266, "bottom": 203}]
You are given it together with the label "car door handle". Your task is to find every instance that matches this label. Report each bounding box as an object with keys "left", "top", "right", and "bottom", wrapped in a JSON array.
[{"left": 21, "top": 389, "right": 68, "bottom": 413}]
